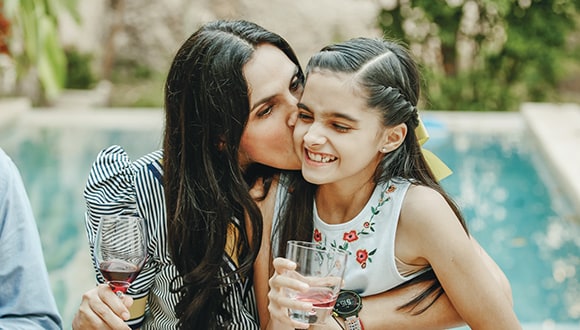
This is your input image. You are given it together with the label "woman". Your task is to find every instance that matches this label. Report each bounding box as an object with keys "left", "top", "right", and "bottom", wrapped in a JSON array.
[
  {"left": 267, "top": 37, "right": 519, "bottom": 329},
  {"left": 74, "top": 19, "right": 304, "bottom": 330}
]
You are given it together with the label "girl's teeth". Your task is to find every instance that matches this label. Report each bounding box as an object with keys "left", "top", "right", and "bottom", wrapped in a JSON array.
[{"left": 308, "top": 151, "right": 335, "bottom": 163}]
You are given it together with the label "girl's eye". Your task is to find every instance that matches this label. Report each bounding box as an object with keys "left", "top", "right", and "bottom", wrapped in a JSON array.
[
  {"left": 333, "top": 123, "right": 351, "bottom": 133},
  {"left": 297, "top": 112, "right": 313, "bottom": 121}
]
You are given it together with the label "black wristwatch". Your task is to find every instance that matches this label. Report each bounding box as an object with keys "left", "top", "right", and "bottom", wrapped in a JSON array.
[{"left": 333, "top": 290, "right": 363, "bottom": 330}]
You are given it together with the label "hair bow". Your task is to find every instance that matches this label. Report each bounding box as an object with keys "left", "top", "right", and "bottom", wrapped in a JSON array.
[{"left": 416, "top": 117, "right": 452, "bottom": 181}]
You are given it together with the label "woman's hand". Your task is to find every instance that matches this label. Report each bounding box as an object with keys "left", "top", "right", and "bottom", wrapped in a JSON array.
[
  {"left": 267, "top": 257, "right": 313, "bottom": 329},
  {"left": 72, "top": 284, "right": 133, "bottom": 330}
]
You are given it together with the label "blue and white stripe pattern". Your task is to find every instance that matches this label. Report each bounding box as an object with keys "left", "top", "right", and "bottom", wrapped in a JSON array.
[{"left": 84, "top": 145, "right": 259, "bottom": 329}]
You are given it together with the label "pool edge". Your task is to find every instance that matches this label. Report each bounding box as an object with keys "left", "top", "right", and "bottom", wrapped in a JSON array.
[{"left": 520, "top": 103, "right": 580, "bottom": 215}]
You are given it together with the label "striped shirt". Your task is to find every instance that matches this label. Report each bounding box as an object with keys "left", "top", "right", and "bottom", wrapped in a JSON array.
[{"left": 84, "top": 145, "right": 259, "bottom": 329}]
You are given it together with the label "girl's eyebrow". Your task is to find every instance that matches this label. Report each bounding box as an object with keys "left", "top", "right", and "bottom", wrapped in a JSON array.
[
  {"left": 297, "top": 102, "right": 309, "bottom": 111},
  {"left": 330, "top": 112, "right": 359, "bottom": 122},
  {"left": 297, "top": 102, "right": 359, "bottom": 123}
]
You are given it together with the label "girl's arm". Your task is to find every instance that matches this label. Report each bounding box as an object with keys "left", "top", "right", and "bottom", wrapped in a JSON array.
[{"left": 397, "top": 185, "right": 521, "bottom": 329}]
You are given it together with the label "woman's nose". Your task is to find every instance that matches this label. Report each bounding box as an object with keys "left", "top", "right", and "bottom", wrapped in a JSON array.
[
  {"left": 287, "top": 93, "right": 301, "bottom": 128},
  {"left": 288, "top": 110, "right": 298, "bottom": 128}
]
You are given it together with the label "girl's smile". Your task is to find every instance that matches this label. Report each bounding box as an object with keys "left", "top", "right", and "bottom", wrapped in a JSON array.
[{"left": 304, "top": 149, "right": 337, "bottom": 164}]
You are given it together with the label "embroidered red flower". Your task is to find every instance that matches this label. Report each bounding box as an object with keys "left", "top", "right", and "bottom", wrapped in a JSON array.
[
  {"left": 363, "top": 221, "right": 370, "bottom": 228},
  {"left": 356, "top": 249, "right": 368, "bottom": 268},
  {"left": 343, "top": 230, "right": 359, "bottom": 243},
  {"left": 313, "top": 229, "right": 322, "bottom": 242},
  {"left": 387, "top": 185, "right": 396, "bottom": 193}
]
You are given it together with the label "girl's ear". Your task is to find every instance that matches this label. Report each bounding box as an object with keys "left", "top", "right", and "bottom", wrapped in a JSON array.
[{"left": 380, "top": 123, "right": 407, "bottom": 153}]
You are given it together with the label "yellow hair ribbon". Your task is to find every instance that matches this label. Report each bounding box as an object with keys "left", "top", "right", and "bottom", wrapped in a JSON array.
[{"left": 416, "top": 117, "right": 452, "bottom": 181}]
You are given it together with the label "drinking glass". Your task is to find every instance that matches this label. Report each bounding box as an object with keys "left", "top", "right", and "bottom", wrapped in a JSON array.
[
  {"left": 95, "top": 215, "right": 147, "bottom": 296},
  {"left": 285, "top": 240, "right": 348, "bottom": 325}
]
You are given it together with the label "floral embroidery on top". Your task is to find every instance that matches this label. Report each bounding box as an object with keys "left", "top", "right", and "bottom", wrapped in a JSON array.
[
  {"left": 316, "top": 183, "right": 398, "bottom": 269},
  {"left": 313, "top": 228, "right": 322, "bottom": 242},
  {"left": 343, "top": 230, "right": 358, "bottom": 242},
  {"left": 356, "top": 248, "right": 376, "bottom": 268}
]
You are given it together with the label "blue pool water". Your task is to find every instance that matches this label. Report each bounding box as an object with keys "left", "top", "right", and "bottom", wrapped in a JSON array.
[
  {"left": 0, "top": 120, "right": 163, "bottom": 325},
  {"left": 424, "top": 120, "right": 580, "bottom": 328},
  {"left": 1, "top": 113, "right": 579, "bottom": 328}
]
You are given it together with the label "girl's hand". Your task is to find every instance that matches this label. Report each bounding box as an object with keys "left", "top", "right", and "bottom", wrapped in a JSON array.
[{"left": 267, "top": 257, "right": 312, "bottom": 329}]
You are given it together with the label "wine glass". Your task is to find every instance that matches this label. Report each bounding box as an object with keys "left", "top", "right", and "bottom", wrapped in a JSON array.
[{"left": 94, "top": 215, "right": 147, "bottom": 296}]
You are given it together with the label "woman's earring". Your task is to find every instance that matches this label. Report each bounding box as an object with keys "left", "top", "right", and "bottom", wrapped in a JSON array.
[{"left": 380, "top": 147, "right": 388, "bottom": 153}]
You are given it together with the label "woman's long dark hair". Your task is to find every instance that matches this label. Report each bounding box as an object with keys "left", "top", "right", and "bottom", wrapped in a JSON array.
[
  {"left": 163, "top": 20, "right": 302, "bottom": 329},
  {"left": 274, "top": 37, "right": 468, "bottom": 314}
]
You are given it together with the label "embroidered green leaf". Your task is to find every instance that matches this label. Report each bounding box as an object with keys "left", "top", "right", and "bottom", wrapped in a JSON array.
[{"left": 369, "top": 249, "right": 377, "bottom": 256}]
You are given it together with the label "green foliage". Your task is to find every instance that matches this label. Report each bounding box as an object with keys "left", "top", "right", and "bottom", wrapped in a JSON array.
[
  {"left": 377, "top": 0, "right": 580, "bottom": 111},
  {"left": 3, "top": 0, "right": 79, "bottom": 104},
  {"left": 108, "top": 59, "right": 164, "bottom": 107},
  {"left": 64, "top": 49, "right": 95, "bottom": 89},
  {"left": 110, "top": 58, "right": 154, "bottom": 82}
]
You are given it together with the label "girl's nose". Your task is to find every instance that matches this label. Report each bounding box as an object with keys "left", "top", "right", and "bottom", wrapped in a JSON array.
[{"left": 303, "top": 124, "right": 326, "bottom": 147}]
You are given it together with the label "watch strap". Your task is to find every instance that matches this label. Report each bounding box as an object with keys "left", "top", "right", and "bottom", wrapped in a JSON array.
[{"left": 345, "top": 315, "right": 363, "bottom": 330}]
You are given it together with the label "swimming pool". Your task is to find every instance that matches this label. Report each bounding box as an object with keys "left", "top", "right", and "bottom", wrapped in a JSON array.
[
  {"left": 0, "top": 109, "right": 164, "bottom": 325},
  {"left": 424, "top": 114, "right": 580, "bottom": 329},
  {"left": 1, "top": 110, "right": 578, "bottom": 328}
]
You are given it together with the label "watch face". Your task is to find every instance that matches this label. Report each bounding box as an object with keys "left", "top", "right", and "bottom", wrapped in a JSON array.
[{"left": 334, "top": 291, "right": 361, "bottom": 315}]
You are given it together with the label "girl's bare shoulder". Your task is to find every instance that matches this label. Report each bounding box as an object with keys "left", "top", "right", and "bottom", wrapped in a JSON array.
[{"left": 400, "top": 184, "right": 457, "bottom": 231}]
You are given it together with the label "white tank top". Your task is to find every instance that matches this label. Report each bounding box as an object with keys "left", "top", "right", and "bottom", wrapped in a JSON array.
[
  {"left": 271, "top": 176, "right": 429, "bottom": 297},
  {"left": 313, "top": 179, "right": 428, "bottom": 296}
]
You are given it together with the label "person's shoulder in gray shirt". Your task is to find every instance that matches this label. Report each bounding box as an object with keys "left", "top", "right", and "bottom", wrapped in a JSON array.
[{"left": 0, "top": 148, "right": 63, "bottom": 329}]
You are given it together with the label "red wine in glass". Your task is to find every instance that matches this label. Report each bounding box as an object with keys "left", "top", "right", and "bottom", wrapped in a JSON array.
[
  {"left": 95, "top": 215, "right": 147, "bottom": 296},
  {"left": 99, "top": 259, "right": 142, "bottom": 293}
]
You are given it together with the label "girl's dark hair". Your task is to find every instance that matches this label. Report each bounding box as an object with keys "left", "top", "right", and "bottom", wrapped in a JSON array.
[
  {"left": 274, "top": 37, "right": 468, "bottom": 314},
  {"left": 163, "top": 20, "right": 302, "bottom": 329}
]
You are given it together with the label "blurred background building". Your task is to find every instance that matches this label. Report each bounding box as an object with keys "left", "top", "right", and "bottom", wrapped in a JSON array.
[{"left": 2, "top": 0, "right": 579, "bottom": 109}]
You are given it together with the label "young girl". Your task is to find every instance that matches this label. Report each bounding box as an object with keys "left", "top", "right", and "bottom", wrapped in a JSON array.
[{"left": 269, "top": 37, "right": 521, "bottom": 329}]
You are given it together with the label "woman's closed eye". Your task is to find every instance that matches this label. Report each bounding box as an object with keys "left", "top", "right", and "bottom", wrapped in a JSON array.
[
  {"left": 290, "top": 68, "right": 305, "bottom": 92},
  {"left": 257, "top": 105, "right": 274, "bottom": 118},
  {"left": 290, "top": 76, "right": 304, "bottom": 93}
]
